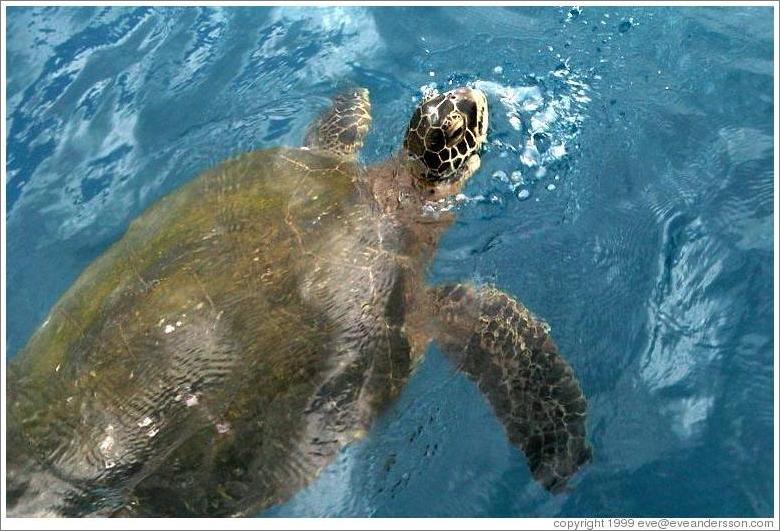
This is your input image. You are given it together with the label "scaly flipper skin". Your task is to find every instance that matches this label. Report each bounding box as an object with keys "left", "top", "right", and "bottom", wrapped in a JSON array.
[
  {"left": 304, "top": 88, "right": 372, "bottom": 157},
  {"left": 429, "top": 283, "right": 591, "bottom": 493}
]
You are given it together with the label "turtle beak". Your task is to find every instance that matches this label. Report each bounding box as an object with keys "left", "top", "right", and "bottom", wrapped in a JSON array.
[
  {"left": 471, "top": 88, "right": 489, "bottom": 143},
  {"left": 450, "top": 87, "right": 489, "bottom": 148}
]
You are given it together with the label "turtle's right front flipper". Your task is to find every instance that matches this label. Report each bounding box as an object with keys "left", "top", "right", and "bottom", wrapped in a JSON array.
[
  {"left": 429, "top": 284, "right": 592, "bottom": 493},
  {"left": 304, "top": 88, "right": 372, "bottom": 158}
]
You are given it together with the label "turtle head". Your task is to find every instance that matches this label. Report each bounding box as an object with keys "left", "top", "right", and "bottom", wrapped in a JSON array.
[{"left": 403, "top": 87, "right": 489, "bottom": 189}]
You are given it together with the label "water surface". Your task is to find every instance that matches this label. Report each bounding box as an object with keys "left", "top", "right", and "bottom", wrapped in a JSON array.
[{"left": 5, "top": 6, "right": 775, "bottom": 517}]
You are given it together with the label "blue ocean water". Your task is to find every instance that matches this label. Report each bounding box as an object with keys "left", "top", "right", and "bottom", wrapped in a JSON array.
[{"left": 4, "top": 5, "right": 775, "bottom": 518}]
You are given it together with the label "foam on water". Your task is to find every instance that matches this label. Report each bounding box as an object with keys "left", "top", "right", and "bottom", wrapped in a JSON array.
[{"left": 473, "top": 60, "right": 591, "bottom": 200}]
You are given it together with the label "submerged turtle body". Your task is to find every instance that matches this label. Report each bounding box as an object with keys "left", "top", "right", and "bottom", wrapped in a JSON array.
[
  {"left": 8, "top": 87, "right": 591, "bottom": 517},
  {"left": 8, "top": 148, "right": 411, "bottom": 516}
]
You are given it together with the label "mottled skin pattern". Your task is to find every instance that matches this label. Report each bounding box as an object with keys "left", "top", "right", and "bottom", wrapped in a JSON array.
[
  {"left": 6, "top": 88, "right": 590, "bottom": 517},
  {"left": 430, "top": 285, "right": 590, "bottom": 492},
  {"left": 303, "top": 88, "right": 372, "bottom": 157},
  {"left": 404, "top": 89, "right": 488, "bottom": 182}
]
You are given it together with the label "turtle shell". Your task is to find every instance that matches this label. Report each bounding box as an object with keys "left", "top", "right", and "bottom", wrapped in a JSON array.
[{"left": 7, "top": 147, "right": 398, "bottom": 516}]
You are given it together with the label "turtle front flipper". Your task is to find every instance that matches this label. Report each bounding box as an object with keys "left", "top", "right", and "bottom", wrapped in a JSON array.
[
  {"left": 429, "top": 283, "right": 592, "bottom": 493},
  {"left": 304, "top": 88, "right": 372, "bottom": 157}
]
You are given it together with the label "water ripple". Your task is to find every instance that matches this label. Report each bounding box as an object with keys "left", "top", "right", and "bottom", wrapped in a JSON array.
[{"left": 5, "top": 5, "right": 775, "bottom": 518}]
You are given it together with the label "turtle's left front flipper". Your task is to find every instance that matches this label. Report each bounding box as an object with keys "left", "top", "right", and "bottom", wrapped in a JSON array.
[
  {"left": 304, "top": 88, "right": 372, "bottom": 158},
  {"left": 429, "top": 284, "right": 592, "bottom": 493}
]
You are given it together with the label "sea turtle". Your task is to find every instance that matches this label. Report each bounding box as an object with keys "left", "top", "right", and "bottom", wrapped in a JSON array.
[{"left": 6, "top": 86, "right": 591, "bottom": 517}]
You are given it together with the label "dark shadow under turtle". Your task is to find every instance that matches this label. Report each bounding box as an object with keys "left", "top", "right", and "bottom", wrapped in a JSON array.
[{"left": 6, "top": 86, "right": 591, "bottom": 517}]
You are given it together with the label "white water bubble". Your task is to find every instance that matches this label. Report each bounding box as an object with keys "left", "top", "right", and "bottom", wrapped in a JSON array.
[
  {"left": 521, "top": 96, "right": 544, "bottom": 112},
  {"left": 530, "top": 105, "right": 558, "bottom": 133},
  {"left": 517, "top": 86, "right": 544, "bottom": 111},
  {"left": 574, "top": 93, "right": 591, "bottom": 103},
  {"left": 549, "top": 143, "right": 567, "bottom": 159},
  {"left": 492, "top": 170, "right": 508, "bottom": 182},
  {"left": 420, "top": 83, "right": 438, "bottom": 100},
  {"left": 517, "top": 189, "right": 531, "bottom": 200},
  {"left": 473, "top": 66, "right": 590, "bottom": 199},
  {"left": 547, "top": 183, "right": 556, "bottom": 191},
  {"left": 520, "top": 143, "right": 540, "bottom": 167},
  {"left": 493, "top": 65, "right": 503, "bottom": 74}
]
